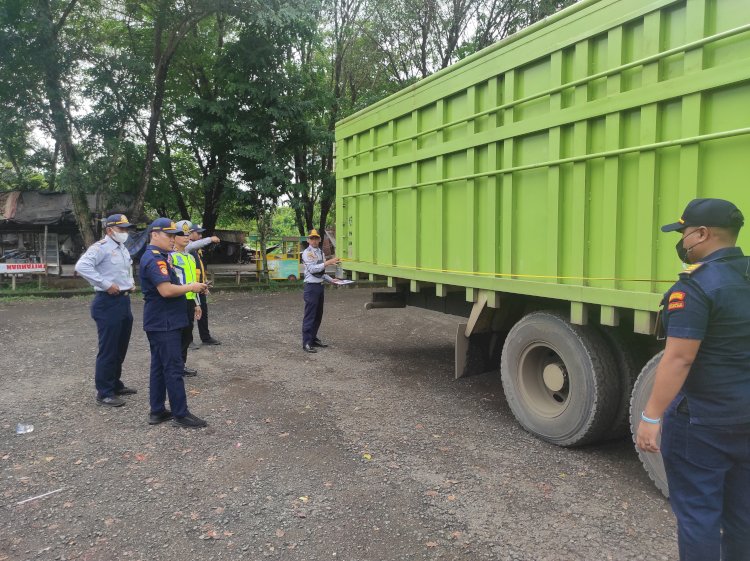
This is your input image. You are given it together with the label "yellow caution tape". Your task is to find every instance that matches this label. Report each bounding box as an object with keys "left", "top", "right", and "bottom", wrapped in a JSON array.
[{"left": 339, "top": 258, "right": 674, "bottom": 284}]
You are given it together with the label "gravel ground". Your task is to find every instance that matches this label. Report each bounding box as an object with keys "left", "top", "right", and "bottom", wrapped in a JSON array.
[{"left": 0, "top": 288, "right": 677, "bottom": 561}]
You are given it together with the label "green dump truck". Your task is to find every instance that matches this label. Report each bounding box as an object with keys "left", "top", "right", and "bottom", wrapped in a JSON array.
[{"left": 335, "top": 0, "right": 750, "bottom": 494}]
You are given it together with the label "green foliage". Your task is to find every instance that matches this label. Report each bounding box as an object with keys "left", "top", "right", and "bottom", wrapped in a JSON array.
[{"left": 1, "top": 0, "right": 575, "bottom": 228}]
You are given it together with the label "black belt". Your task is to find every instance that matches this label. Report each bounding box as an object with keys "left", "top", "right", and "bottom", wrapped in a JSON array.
[{"left": 97, "top": 290, "right": 133, "bottom": 297}]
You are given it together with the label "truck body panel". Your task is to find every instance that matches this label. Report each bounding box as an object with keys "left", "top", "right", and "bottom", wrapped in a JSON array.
[{"left": 336, "top": 0, "right": 750, "bottom": 330}]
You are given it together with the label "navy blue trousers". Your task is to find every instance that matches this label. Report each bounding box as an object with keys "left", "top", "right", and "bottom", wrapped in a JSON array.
[
  {"left": 302, "top": 283, "right": 324, "bottom": 346},
  {"left": 146, "top": 330, "right": 188, "bottom": 418},
  {"left": 181, "top": 299, "right": 196, "bottom": 364},
  {"left": 662, "top": 410, "right": 750, "bottom": 561},
  {"left": 91, "top": 293, "right": 132, "bottom": 398},
  {"left": 197, "top": 295, "right": 211, "bottom": 342}
]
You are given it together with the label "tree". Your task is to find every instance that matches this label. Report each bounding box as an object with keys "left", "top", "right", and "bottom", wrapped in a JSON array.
[
  {"left": 1, "top": 0, "right": 98, "bottom": 244},
  {"left": 125, "top": 0, "right": 220, "bottom": 221},
  {"left": 169, "top": 12, "right": 236, "bottom": 234}
]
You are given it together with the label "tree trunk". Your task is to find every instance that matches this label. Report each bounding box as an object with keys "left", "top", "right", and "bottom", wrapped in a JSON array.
[
  {"left": 48, "top": 140, "right": 59, "bottom": 191},
  {"left": 132, "top": 59, "right": 170, "bottom": 221},
  {"left": 201, "top": 157, "right": 228, "bottom": 235},
  {"left": 158, "top": 119, "right": 190, "bottom": 219},
  {"left": 319, "top": 197, "right": 333, "bottom": 242},
  {"left": 293, "top": 204, "right": 306, "bottom": 237},
  {"left": 37, "top": 0, "right": 95, "bottom": 247},
  {"left": 257, "top": 207, "right": 274, "bottom": 283}
]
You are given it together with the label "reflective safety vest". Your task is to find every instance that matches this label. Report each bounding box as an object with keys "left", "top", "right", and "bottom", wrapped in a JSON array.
[{"left": 170, "top": 251, "right": 199, "bottom": 302}]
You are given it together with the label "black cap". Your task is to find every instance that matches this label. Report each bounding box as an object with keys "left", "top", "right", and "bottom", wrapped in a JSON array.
[{"left": 661, "top": 198, "right": 744, "bottom": 232}]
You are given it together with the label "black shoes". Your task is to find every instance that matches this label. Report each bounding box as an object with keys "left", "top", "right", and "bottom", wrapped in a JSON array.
[
  {"left": 115, "top": 386, "right": 138, "bottom": 395},
  {"left": 96, "top": 395, "right": 125, "bottom": 407},
  {"left": 303, "top": 338, "right": 327, "bottom": 352},
  {"left": 202, "top": 337, "right": 221, "bottom": 346},
  {"left": 183, "top": 367, "right": 198, "bottom": 377},
  {"left": 149, "top": 410, "right": 173, "bottom": 425},
  {"left": 172, "top": 413, "right": 208, "bottom": 428}
]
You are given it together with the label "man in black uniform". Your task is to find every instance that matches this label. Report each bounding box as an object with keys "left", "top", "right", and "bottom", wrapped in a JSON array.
[
  {"left": 139, "top": 218, "right": 208, "bottom": 428},
  {"left": 636, "top": 198, "right": 750, "bottom": 561},
  {"left": 187, "top": 224, "right": 221, "bottom": 346}
]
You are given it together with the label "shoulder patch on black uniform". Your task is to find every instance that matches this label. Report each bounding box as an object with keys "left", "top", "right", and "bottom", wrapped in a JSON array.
[
  {"left": 679, "top": 262, "right": 704, "bottom": 277},
  {"left": 151, "top": 250, "right": 161, "bottom": 254},
  {"left": 667, "top": 290, "right": 686, "bottom": 310}
]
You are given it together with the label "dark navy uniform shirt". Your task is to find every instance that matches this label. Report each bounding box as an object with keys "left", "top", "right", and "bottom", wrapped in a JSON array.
[
  {"left": 139, "top": 244, "right": 188, "bottom": 332},
  {"left": 662, "top": 247, "right": 750, "bottom": 425}
]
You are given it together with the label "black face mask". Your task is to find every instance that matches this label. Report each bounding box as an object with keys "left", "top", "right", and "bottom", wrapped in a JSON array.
[{"left": 675, "top": 229, "right": 703, "bottom": 264}]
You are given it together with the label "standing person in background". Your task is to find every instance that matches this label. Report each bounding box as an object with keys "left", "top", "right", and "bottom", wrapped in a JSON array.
[
  {"left": 187, "top": 225, "right": 221, "bottom": 346},
  {"left": 140, "top": 217, "right": 208, "bottom": 428},
  {"left": 172, "top": 220, "right": 202, "bottom": 376},
  {"left": 75, "top": 214, "right": 137, "bottom": 407},
  {"left": 301, "top": 229, "right": 341, "bottom": 353},
  {"left": 636, "top": 198, "right": 750, "bottom": 561}
]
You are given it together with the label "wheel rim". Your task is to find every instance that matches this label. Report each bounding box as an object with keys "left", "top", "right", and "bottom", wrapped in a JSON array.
[{"left": 517, "top": 343, "right": 570, "bottom": 418}]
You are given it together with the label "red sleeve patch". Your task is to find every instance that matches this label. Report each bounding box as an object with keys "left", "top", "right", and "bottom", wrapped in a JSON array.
[
  {"left": 669, "top": 291, "right": 685, "bottom": 303},
  {"left": 156, "top": 260, "right": 168, "bottom": 276},
  {"left": 668, "top": 301, "right": 685, "bottom": 311}
]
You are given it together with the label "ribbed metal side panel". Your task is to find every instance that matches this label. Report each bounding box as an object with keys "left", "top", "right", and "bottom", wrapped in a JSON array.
[{"left": 336, "top": 0, "right": 750, "bottom": 319}]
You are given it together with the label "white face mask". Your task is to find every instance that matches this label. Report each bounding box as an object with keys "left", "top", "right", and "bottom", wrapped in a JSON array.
[{"left": 111, "top": 231, "right": 129, "bottom": 244}]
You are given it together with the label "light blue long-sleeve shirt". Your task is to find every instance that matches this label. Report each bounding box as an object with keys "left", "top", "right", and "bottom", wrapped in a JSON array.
[
  {"left": 185, "top": 237, "right": 213, "bottom": 254},
  {"left": 302, "top": 246, "right": 333, "bottom": 284},
  {"left": 75, "top": 235, "right": 134, "bottom": 292}
]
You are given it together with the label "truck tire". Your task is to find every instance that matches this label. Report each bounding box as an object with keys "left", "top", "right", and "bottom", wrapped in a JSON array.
[
  {"left": 630, "top": 352, "right": 669, "bottom": 497},
  {"left": 500, "top": 311, "right": 619, "bottom": 447},
  {"left": 599, "top": 327, "right": 648, "bottom": 440}
]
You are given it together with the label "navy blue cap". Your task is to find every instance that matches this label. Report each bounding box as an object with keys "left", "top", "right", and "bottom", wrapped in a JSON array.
[
  {"left": 104, "top": 214, "right": 134, "bottom": 228},
  {"left": 149, "top": 217, "right": 178, "bottom": 233},
  {"left": 190, "top": 224, "right": 206, "bottom": 233},
  {"left": 661, "top": 198, "right": 744, "bottom": 232}
]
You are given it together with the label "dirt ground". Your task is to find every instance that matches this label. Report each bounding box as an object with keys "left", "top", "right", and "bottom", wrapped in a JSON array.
[{"left": 1, "top": 288, "right": 677, "bottom": 561}]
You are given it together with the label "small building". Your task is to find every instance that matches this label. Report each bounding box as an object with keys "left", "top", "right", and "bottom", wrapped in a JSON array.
[{"left": 0, "top": 190, "right": 132, "bottom": 276}]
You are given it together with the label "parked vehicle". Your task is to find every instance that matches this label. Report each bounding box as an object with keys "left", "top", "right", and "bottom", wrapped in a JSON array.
[
  {"left": 335, "top": 0, "right": 750, "bottom": 495},
  {"left": 244, "top": 237, "right": 305, "bottom": 281}
]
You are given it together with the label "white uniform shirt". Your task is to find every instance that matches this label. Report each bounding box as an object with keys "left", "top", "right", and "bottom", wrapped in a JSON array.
[
  {"left": 75, "top": 236, "right": 134, "bottom": 292},
  {"left": 302, "top": 246, "right": 333, "bottom": 284}
]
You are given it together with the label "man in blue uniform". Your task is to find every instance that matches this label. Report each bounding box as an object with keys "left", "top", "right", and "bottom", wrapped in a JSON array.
[
  {"left": 75, "top": 213, "right": 137, "bottom": 407},
  {"left": 301, "top": 229, "right": 341, "bottom": 353},
  {"left": 139, "top": 218, "right": 208, "bottom": 428},
  {"left": 636, "top": 198, "right": 750, "bottom": 561}
]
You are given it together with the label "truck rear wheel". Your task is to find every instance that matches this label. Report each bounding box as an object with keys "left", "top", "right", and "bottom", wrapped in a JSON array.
[
  {"left": 599, "top": 327, "right": 648, "bottom": 440},
  {"left": 500, "top": 311, "right": 618, "bottom": 447},
  {"left": 630, "top": 352, "right": 669, "bottom": 497}
]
